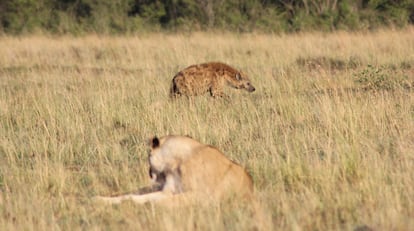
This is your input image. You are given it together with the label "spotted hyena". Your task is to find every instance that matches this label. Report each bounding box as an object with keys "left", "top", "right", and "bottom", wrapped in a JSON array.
[{"left": 170, "top": 62, "right": 255, "bottom": 98}]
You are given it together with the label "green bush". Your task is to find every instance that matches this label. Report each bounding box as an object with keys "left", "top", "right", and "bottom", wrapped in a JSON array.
[
  {"left": 354, "top": 65, "right": 412, "bottom": 91},
  {"left": 0, "top": 0, "right": 412, "bottom": 34}
]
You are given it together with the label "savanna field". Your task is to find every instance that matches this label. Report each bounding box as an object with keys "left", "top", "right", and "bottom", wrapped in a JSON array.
[{"left": 0, "top": 29, "right": 413, "bottom": 230}]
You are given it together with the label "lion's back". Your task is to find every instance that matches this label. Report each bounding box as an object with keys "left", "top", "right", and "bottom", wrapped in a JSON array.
[{"left": 180, "top": 145, "right": 253, "bottom": 199}]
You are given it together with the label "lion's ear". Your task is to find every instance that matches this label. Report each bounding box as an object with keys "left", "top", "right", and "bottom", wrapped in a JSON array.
[{"left": 150, "top": 136, "right": 160, "bottom": 148}]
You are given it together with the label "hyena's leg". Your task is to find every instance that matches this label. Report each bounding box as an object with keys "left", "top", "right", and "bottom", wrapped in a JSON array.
[
  {"left": 209, "top": 87, "right": 228, "bottom": 98},
  {"left": 170, "top": 75, "right": 186, "bottom": 98},
  {"left": 209, "top": 80, "right": 229, "bottom": 98},
  {"left": 170, "top": 86, "right": 182, "bottom": 99}
]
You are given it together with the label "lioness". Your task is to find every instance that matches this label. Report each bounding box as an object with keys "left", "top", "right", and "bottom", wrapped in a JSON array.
[{"left": 94, "top": 135, "right": 253, "bottom": 205}]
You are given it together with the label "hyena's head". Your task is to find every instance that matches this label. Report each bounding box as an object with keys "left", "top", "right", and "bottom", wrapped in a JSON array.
[{"left": 228, "top": 72, "right": 256, "bottom": 93}]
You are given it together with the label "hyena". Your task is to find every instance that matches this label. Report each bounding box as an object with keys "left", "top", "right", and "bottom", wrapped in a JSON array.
[
  {"left": 94, "top": 135, "right": 253, "bottom": 205},
  {"left": 170, "top": 62, "right": 255, "bottom": 98}
]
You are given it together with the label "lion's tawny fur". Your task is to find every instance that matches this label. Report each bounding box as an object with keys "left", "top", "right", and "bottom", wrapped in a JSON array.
[
  {"left": 170, "top": 62, "right": 255, "bottom": 98},
  {"left": 94, "top": 135, "right": 253, "bottom": 205},
  {"left": 150, "top": 135, "right": 254, "bottom": 199}
]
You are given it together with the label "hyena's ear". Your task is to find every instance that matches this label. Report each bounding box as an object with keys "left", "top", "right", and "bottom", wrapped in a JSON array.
[
  {"left": 149, "top": 136, "right": 160, "bottom": 149},
  {"left": 236, "top": 73, "right": 242, "bottom": 81}
]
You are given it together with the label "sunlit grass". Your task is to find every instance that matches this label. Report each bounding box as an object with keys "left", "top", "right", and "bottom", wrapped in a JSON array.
[{"left": 0, "top": 28, "right": 413, "bottom": 230}]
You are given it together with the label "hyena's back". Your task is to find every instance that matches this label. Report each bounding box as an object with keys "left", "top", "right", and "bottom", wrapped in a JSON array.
[{"left": 170, "top": 62, "right": 255, "bottom": 98}]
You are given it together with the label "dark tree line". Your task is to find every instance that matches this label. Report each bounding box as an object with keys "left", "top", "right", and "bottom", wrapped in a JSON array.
[{"left": 0, "top": 0, "right": 413, "bottom": 34}]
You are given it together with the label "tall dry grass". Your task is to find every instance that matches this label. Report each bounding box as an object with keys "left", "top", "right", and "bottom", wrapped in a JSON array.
[{"left": 0, "top": 28, "right": 413, "bottom": 230}]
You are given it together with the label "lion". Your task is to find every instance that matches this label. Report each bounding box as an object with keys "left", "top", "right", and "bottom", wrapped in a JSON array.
[
  {"left": 170, "top": 62, "right": 256, "bottom": 98},
  {"left": 94, "top": 135, "right": 253, "bottom": 205}
]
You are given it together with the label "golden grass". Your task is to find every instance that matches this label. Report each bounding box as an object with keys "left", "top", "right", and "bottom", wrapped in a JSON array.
[{"left": 0, "top": 28, "right": 413, "bottom": 230}]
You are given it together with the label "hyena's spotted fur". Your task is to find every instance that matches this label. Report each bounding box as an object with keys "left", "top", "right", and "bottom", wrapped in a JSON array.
[{"left": 170, "top": 62, "right": 255, "bottom": 98}]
